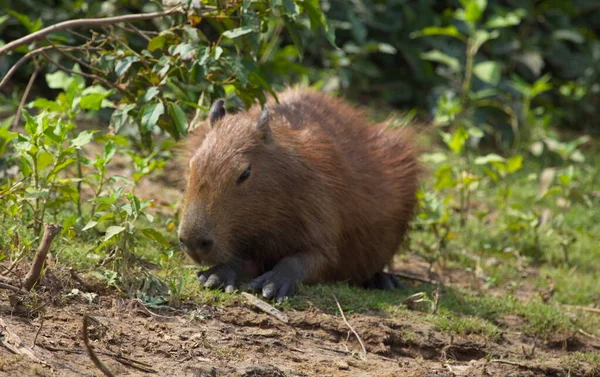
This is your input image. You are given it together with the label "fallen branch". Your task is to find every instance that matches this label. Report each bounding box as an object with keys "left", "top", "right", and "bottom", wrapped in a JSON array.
[
  {"left": 82, "top": 314, "right": 115, "bottom": 377},
  {"left": 559, "top": 303, "right": 600, "bottom": 314},
  {"left": 23, "top": 224, "right": 62, "bottom": 291},
  {"left": 332, "top": 294, "right": 367, "bottom": 356},
  {"left": 0, "top": 282, "right": 28, "bottom": 295},
  {"left": 241, "top": 292, "right": 290, "bottom": 324},
  {"left": 0, "top": 8, "right": 186, "bottom": 57}
]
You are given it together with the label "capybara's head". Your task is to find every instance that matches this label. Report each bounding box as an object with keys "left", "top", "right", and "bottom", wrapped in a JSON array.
[{"left": 178, "top": 99, "right": 277, "bottom": 265}]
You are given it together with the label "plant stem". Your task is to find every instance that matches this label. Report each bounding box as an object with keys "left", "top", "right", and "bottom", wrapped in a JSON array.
[
  {"left": 461, "top": 39, "right": 475, "bottom": 108},
  {"left": 76, "top": 150, "right": 83, "bottom": 218}
]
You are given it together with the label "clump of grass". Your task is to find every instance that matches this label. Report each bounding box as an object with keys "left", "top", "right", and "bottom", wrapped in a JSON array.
[
  {"left": 428, "top": 312, "right": 502, "bottom": 340},
  {"left": 563, "top": 352, "right": 600, "bottom": 376}
]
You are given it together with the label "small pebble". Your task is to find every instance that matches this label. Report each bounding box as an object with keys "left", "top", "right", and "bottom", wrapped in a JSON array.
[{"left": 337, "top": 361, "right": 350, "bottom": 370}]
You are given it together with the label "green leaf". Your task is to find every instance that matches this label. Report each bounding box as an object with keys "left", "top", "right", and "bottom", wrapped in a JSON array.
[
  {"left": 553, "top": 29, "right": 585, "bottom": 44},
  {"left": 0, "top": 15, "right": 10, "bottom": 27},
  {"left": 169, "top": 102, "right": 188, "bottom": 137},
  {"left": 37, "top": 151, "right": 54, "bottom": 171},
  {"left": 30, "top": 98, "right": 63, "bottom": 112},
  {"left": 115, "top": 56, "right": 138, "bottom": 77},
  {"left": 7, "top": 10, "right": 42, "bottom": 33},
  {"left": 82, "top": 220, "right": 98, "bottom": 231},
  {"left": 142, "top": 87, "right": 160, "bottom": 103},
  {"left": 141, "top": 229, "right": 171, "bottom": 247},
  {"left": 472, "top": 30, "right": 500, "bottom": 52},
  {"left": 485, "top": 9, "right": 526, "bottom": 29},
  {"left": 141, "top": 102, "right": 165, "bottom": 131},
  {"left": 442, "top": 127, "right": 469, "bottom": 155},
  {"left": 214, "top": 46, "right": 223, "bottom": 60},
  {"left": 420, "top": 50, "right": 460, "bottom": 72},
  {"left": 377, "top": 43, "right": 397, "bottom": 54},
  {"left": 0, "top": 125, "right": 18, "bottom": 143},
  {"left": 50, "top": 158, "right": 75, "bottom": 177},
  {"left": 435, "top": 164, "right": 456, "bottom": 190},
  {"left": 473, "top": 61, "right": 501, "bottom": 85},
  {"left": 411, "top": 26, "right": 466, "bottom": 41},
  {"left": 507, "top": 156, "right": 523, "bottom": 173},
  {"left": 474, "top": 154, "right": 506, "bottom": 165},
  {"left": 104, "top": 141, "right": 116, "bottom": 162},
  {"left": 46, "top": 70, "right": 74, "bottom": 91},
  {"left": 104, "top": 226, "right": 125, "bottom": 241},
  {"left": 457, "top": 0, "right": 487, "bottom": 23},
  {"left": 80, "top": 93, "right": 110, "bottom": 110},
  {"left": 70, "top": 131, "right": 95, "bottom": 149},
  {"left": 148, "top": 35, "right": 166, "bottom": 51},
  {"left": 302, "top": 0, "right": 336, "bottom": 47},
  {"left": 222, "top": 26, "right": 253, "bottom": 39}
]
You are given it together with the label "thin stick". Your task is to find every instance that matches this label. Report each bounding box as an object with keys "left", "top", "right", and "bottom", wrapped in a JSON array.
[
  {"left": 23, "top": 224, "right": 62, "bottom": 291},
  {"left": 241, "top": 292, "right": 290, "bottom": 324},
  {"left": 0, "top": 8, "right": 187, "bottom": 56},
  {"left": 11, "top": 62, "right": 39, "bottom": 129},
  {"left": 82, "top": 314, "right": 115, "bottom": 377},
  {"left": 43, "top": 37, "right": 105, "bottom": 75},
  {"left": 39, "top": 343, "right": 156, "bottom": 373},
  {"left": 559, "top": 303, "right": 600, "bottom": 314},
  {"left": 489, "top": 359, "right": 529, "bottom": 368},
  {"left": 0, "top": 46, "right": 52, "bottom": 91},
  {"left": 33, "top": 316, "right": 45, "bottom": 347},
  {"left": 0, "top": 282, "right": 28, "bottom": 295},
  {"left": 332, "top": 294, "right": 367, "bottom": 356},
  {"left": 393, "top": 271, "right": 441, "bottom": 285}
]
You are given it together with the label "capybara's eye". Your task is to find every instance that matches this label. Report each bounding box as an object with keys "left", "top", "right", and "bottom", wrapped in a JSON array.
[{"left": 237, "top": 165, "right": 251, "bottom": 185}]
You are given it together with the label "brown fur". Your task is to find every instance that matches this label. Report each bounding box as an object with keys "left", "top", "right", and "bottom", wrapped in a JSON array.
[{"left": 177, "top": 86, "right": 423, "bottom": 285}]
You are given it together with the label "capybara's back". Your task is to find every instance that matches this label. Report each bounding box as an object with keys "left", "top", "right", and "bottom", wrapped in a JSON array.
[{"left": 178, "top": 86, "right": 422, "bottom": 300}]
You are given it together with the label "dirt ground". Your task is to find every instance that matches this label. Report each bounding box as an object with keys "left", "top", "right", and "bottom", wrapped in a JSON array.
[{"left": 2, "top": 260, "right": 600, "bottom": 377}]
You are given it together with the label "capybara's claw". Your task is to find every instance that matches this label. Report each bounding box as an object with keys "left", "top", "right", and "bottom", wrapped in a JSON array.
[
  {"left": 197, "top": 264, "right": 237, "bottom": 292},
  {"left": 362, "top": 271, "right": 403, "bottom": 290},
  {"left": 248, "top": 270, "right": 297, "bottom": 302}
]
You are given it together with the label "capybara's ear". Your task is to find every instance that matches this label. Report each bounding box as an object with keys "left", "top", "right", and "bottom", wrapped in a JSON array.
[
  {"left": 208, "top": 98, "right": 226, "bottom": 128},
  {"left": 256, "top": 106, "right": 272, "bottom": 142}
]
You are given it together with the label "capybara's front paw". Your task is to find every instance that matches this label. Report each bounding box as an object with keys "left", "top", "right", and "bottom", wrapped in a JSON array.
[
  {"left": 197, "top": 264, "right": 237, "bottom": 293},
  {"left": 362, "top": 271, "right": 403, "bottom": 290},
  {"left": 247, "top": 269, "right": 298, "bottom": 302}
]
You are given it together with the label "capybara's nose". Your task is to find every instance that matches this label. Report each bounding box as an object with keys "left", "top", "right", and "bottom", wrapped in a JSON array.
[
  {"left": 198, "top": 237, "right": 214, "bottom": 252},
  {"left": 179, "top": 235, "right": 213, "bottom": 253}
]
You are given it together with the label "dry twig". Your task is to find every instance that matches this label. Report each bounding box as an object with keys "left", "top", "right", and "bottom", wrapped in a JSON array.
[
  {"left": 559, "top": 303, "right": 600, "bottom": 314},
  {"left": 0, "top": 8, "right": 186, "bottom": 56},
  {"left": 0, "top": 282, "right": 28, "bottom": 295},
  {"left": 11, "top": 61, "right": 40, "bottom": 129},
  {"left": 241, "top": 292, "right": 290, "bottom": 323},
  {"left": 23, "top": 224, "right": 62, "bottom": 291},
  {"left": 33, "top": 316, "right": 45, "bottom": 348},
  {"left": 82, "top": 314, "right": 115, "bottom": 377},
  {"left": 40, "top": 343, "right": 157, "bottom": 373},
  {"left": 393, "top": 271, "right": 442, "bottom": 285},
  {"left": 332, "top": 294, "right": 367, "bottom": 356}
]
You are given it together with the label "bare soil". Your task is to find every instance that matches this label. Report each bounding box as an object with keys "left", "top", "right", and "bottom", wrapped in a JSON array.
[{"left": 2, "top": 260, "right": 600, "bottom": 377}]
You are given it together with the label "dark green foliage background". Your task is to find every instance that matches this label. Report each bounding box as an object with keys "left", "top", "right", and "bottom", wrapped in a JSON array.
[{"left": 2, "top": 0, "right": 599, "bottom": 142}]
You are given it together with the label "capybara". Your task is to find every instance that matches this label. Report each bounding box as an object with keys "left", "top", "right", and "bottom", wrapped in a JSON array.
[{"left": 177, "top": 86, "right": 422, "bottom": 301}]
